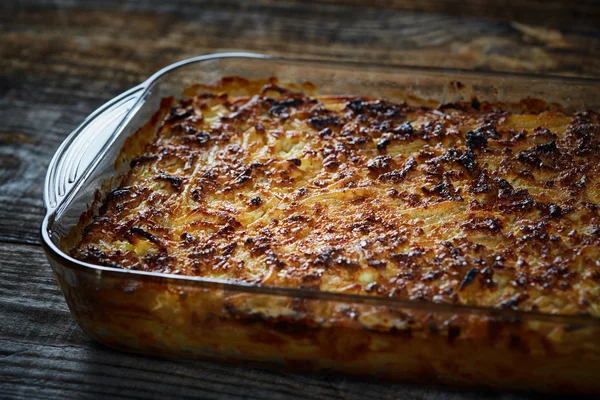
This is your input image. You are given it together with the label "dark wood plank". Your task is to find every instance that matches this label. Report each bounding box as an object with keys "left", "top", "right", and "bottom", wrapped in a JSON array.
[
  {"left": 0, "top": 243, "right": 89, "bottom": 345},
  {"left": 0, "top": 243, "right": 529, "bottom": 399},
  {"left": 0, "top": 75, "right": 128, "bottom": 245},
  {"left": 318, "top": 0, "right": 600, "bottom": 30},
  {"left": 3, "top": 0, "right": 600, "bottom": 78},
  {"left": 0, "top": 338, "right": 530, "bottom": 400}
]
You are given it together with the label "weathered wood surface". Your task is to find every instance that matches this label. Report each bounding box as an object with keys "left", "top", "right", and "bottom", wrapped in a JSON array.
[
  {"left": 0, "top": 243, "right": 530, "bottom": 399},
  {"left": 1, "top": 0, "right": 600, "bottom": 398}
]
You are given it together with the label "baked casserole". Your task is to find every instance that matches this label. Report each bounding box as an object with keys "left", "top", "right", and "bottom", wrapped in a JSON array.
[{"left": 64, "top": 77, "right": 600, "bottom": 391}]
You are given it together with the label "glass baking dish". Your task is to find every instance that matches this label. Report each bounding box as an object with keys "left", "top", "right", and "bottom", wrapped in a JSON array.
[{"left": 41, "top": 53, "right": 600, "bottom": 394}]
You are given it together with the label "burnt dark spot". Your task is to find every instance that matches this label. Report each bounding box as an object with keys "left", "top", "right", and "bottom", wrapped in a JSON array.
[
  {"left": 505, "top": 197, "right": 536, "bottom": 212},
  {"left": 494, "top": 178, "right": 516, "bottom": 199},
  {"left": 345, "top": 135, "right": 370, "bottom": 146},
  {"left": 307, "top": 116, "right": 342, "bottom": 129},
  {"left": 105, "top": 187, "right": 131, "bottom": 202},
  {"left": 245, "top": 236, "right": 271, "bottom": 256},
  {"left": 365, "top": 282, "right": 379, "bottom": 292},
  {"left": 176, "top": 124, "right": 196, "bottom": 135},
  {"left": 180, "top": 232, "right": 197, "bottom": 244},
  {"left": 378, "top": 120, "right": 392, "bottom": 132},
  {"left": 518, "top": 149, "right": 541, "bottom": 167},
  {"left": 459, "top": 268, "right": 479, "bottom": 290},
  {"left": 537, "top": 140, "right": 558, "bottom": 154},
  {"left": 384, "top": 105, "right": 403, "bottom": 118},
  {"left": 378, "top": 157, "right": 416, "bottom": 182},
  {"left": 568, "top": 124, "right": 600, "bottom": 156},
  {"left": 421, "top": 181, "right": 463, "bottom": 201},
  {"left": 346, "top": 99, "right": 403, "bottom": 118},
  {"left": 393, "top": 121, "right": 414, "bottom": 135},
  {"left": 128, "top": 226, "right": 162, "bottom": 246},
  {"left": 194, "top": 131, "right": 211, "bottom": 145},
  {"left": 143, "top": 251, "right": 175, "bottom": 272},
  {"left": 470, "top": 172, "right": 493, "bottom": 194},
  {"left": 276, "top": 97, "right": 304, "bottom": 108},
  {"left": 130, "top": 154, "right": 158, "bottom": 168},
  {"left": 458, "top": 149, "right": 478, "bottom": 173},
  {"left": 346, "top": 99, "right": 367, "bottom": 113},
  {"left": 391, "top": 252, "right": 419, "bottom": 267},
  {"left": 313, "top": 248, "right": 338, "bottom": 267},
  {"left": 548, "top": 203, "right": 562, "bottom": 218},
  {"left": 466, "top": 129, "right": 488, "bottom": 150},
  {"left": 155, "top": 173, "right": 184, "bottom": 192},
  {"left": 260, "top": 84, "right": 290, "bottom": 96},
  {"left": 367, "top": 156, "right": 391, "bottom": 172},
  {"left": 255, "top": 123, "right": 265, "bottom": 134},
  {"left": 167, "top": 106, "right": 192, "bottom": 121},
  {"left": 190, "top": 188, "right": 203, "bottom": 202},
  {"left": 222, "top": 242, "right": 237, "bottom": 256},
  {"left": 232, "top": 168, "right": 252, "bottom": 185},
  {"left": 419, "top": 121, "right": 447, "bottom": 140},
  {"left": 376, "top": 137, "right": 391, "bottom": 152},
  {"left": 265, "top": 250, "right": 286, "bottom": 269},
  {"left": 77, "top": 246, "right": 124, "bottom": 269},
  {"left": 217, "top": 222, "right": 237, "bottom": 236},
  {"left": 249, "top": 196, "right": 262, "bottom": 207},
  {"left": 269, "top": 105, "right": 289, "bottom": 118},
  {"left": 499, "top": 294, "right": 526, "bottom": 310},
  {"left": 422, "top": 271, "right": 442, "bottom": 281},
  {"left": 461, "top": 217, "right": 502, "bottom": 233},
  {"left": 179, "top": 126, "right": 211, "bottom": 145},
  {"left": 296, "top": 188, "right": 308, "bottom": 197},
  {"left": 289, "top": 158, "right": 302, "bottom": 166},
  {"left": 318, "top": 127, "right": 333, "bottom": 138},
  {"left": 288, "top": 214, "right": 310, "bottom": 222},
  {"left": 517, "top": 140, "right": 559, "bottom": 169}
]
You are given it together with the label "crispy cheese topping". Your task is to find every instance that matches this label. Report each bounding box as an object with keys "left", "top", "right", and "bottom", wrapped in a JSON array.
[{"left": 71, "top": 78, "right": 600, "bottom": 316}]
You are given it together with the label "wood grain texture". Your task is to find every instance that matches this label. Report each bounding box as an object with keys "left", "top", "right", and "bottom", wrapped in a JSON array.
[
  {"left": 0, "top": 243, "right": 528, "bottom": 399},
  {"left": 319, "top": 0, "right": 600, "bottom": 30},
  {"left": 0, "top": 338, "right": 528, "bottom": 400},
  {"left": 1, "top": 0, "right": 599, "bottom": 398}
]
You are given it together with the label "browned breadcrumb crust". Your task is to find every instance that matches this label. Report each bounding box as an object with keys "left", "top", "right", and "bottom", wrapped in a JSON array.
[{"left": 71, "top": 77, "right": 600, "bottom": 317}]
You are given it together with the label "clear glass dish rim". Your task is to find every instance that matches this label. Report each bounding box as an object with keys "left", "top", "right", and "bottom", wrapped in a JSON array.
[{"left": 41, "top": 52, "right": 600, "bottom": 327}]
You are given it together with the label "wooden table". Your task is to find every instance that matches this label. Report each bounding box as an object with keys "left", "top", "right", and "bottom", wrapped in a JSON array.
[{"left": 1, "top": 1, "right": 599, "bottom": 398}]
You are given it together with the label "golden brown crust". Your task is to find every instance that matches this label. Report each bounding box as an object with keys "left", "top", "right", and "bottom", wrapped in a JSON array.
[{"left": 70, "top": 77, "right": 600, "bottom": 317}]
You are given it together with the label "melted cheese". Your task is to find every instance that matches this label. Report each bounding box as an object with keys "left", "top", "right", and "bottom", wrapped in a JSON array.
[{"left": 71, "top": 77, "right": 600, "bottom": 317}]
